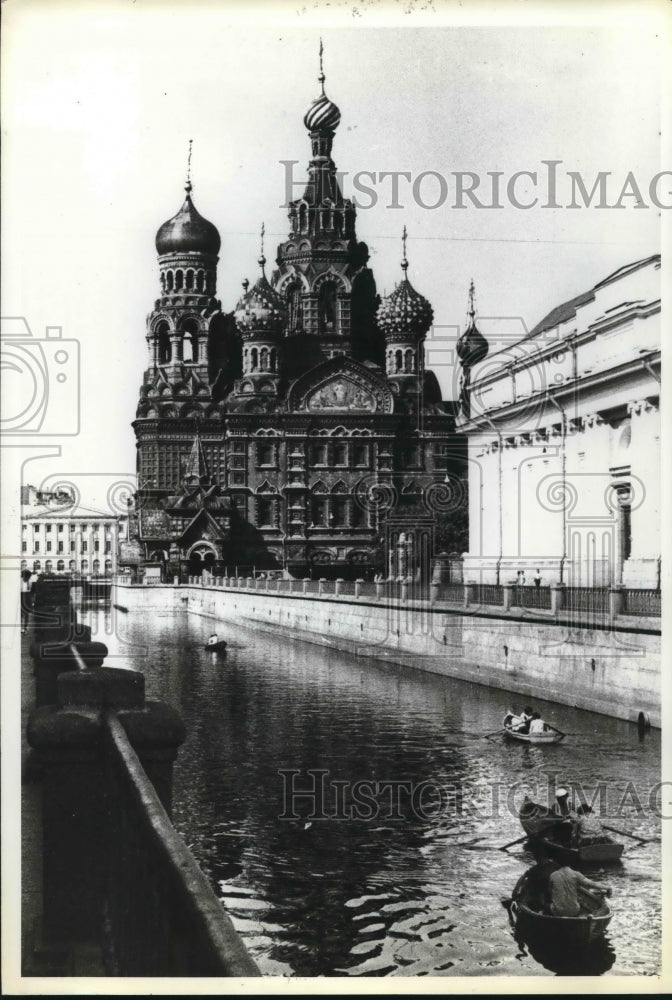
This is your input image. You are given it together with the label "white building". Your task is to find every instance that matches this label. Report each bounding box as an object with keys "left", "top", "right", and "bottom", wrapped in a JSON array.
[
  {"left": 21, "top": 489, "right": 125, "bottom": 576},
  {"left": 457, "top": 255, "right": 661, "bottom": 589}
]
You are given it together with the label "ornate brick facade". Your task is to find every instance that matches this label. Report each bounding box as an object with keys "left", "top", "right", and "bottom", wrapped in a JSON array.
[{"left": 132, "top": 63, "right": 464, "bottom": 580}]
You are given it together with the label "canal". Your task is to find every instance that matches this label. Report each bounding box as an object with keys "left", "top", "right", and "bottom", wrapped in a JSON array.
[{"left": 90, "top": 601, "right": 661, "bottom": 978}]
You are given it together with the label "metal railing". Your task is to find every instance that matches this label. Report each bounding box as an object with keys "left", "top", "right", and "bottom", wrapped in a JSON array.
[
  {"left": 512, "top": 585, "right": 552, "bottom": 611},
  {"left": 565, "top": 586, "right": 610, "bottom": 615},
  {"left": 118, "top": 574, "right": 661, "bottom": 622},
  {"left": 622, "top": 588, "right": 661, "bottom": 617},
  {"left": 104, "top": 714, "right": 259, "bottom": 977},
  {"left": 473, "top": 584, "right": 504, "bottom": 606}
]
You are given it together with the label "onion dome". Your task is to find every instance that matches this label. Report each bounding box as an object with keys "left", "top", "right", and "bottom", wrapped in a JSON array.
[
  {"left": 304, "top": 91, "right": 341, "bottom": 132},
  {"left": 234, "top": 228, "right": 287, "bottom": 334},
  {"left": 303, "top": 39, "right": 341, "bottom": 132},
  {"left": 456, "top": 280, "right": 489, "bottom": 366},
  {"left": 155, "top": 182, "right": 221, "bottom": 257},
  {"left": 377, "top": 229, "right": 433, "bottom": 339}
]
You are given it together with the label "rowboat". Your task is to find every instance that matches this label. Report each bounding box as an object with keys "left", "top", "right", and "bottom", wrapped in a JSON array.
[
  {"left": 519, "top": 796, "right": 624, "bottom": 864},
  {"left": 204, "top": 635, "right": 227, "bottom": 652},
  {"left": 503, "top": 718, "right": 564, "bottom": 744},
  {"left": 509, "top": 865, "right": 612, "bottom": 946}
]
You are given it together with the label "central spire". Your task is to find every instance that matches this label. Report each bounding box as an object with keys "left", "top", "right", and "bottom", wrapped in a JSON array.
[{"left": 303, "top": 39, "right": 341, "bottom": 133}]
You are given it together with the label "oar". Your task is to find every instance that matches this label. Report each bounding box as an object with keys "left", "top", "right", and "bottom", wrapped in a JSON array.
[
  {"left": 499, "top": 834, "right": 528, "bottom": 852},
  {"left": 602, "top": 823, "right": 660, "bottom": 844},
  {"left": 482, "top": 728, "right": 506, "bottom": 741}
]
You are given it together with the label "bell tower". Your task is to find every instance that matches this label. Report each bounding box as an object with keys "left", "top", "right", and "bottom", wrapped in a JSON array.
[
  {"left": 273, "top": 43, "right": 382, "bottom": 374},
  {"left": 134, "top": 146, "right": 227, "bottom": 508}
]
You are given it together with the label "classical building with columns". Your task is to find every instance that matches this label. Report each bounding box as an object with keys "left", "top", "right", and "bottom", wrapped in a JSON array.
[
  {"left": 21, "top": 488, "right": 124, "bottom": 577},
  {"left": 456, "top": 254, "right": 661, "bottom": 588},
  {"left": 132, "top": 58, "right": 463, "bottom": 581}
]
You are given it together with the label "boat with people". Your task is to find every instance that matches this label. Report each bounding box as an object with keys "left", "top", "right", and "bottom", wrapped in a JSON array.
[
  {"left": 502, "top": 719, "right": 565, "bottom": 744},
  {"left": 502, "top": 706, "right": 565, "bottom": 744},
  {"left": 519, "top": 796, "right": 624, "bottom": 864},
  {"left": 204, "top": 633, "right": 227, "bottom": 653},
  {"left": 508, "top": 864, "right": 612, "bottom": 946}
]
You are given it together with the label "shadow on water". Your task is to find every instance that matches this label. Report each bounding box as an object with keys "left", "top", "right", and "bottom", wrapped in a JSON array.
[{"left": 512, "top": 921, "right": 616, "bottom": 976}]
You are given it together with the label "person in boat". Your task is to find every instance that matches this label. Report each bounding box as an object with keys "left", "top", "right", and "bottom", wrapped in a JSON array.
[
  {"left": 528, "top": 712, "right": 547, "bottom": 735},
  {"left": 547, "top": 865, "right": 611, "bottom": 917},
  {"left": 206, "top": 633, "right": 220, "bottom": 646},
  {"left": 515, "top": 706, "right": 534, "bottom": 734},
  {"left": 551, "top": 787, "right": 577, "bottom": 843},
  {"left": 503, "top": 707, "right": 522, "bottom": 729},
  {"left": 571, "top": 803, "right": 606, "bottom": 846}
]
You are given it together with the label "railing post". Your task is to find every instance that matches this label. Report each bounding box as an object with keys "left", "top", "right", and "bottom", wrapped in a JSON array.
[
  {"left": 551, "top": 582, "right": 566, "bottom": 615},
  {"left": 302, "top": 577, "right": 309, "bottom": 594},
  {"left": 354, "top": 578, "right": 363, "bottom": 599},
  {"left": 464, "top": 582, "right": 475, "bottom": 608},
  {"left": 502, "top": 583, "right": 513, "bottom": 612},
  {"left": 375, "top": 579, "right": 384, "bottom": 600},
  {"left": 335, "top": 578, "right": 343, "bottom": 596},
  {"left": 609, "top": 585, "right": 624, "bottom": 620},
  {"left": 318, "top": 578, "right": 326, "bottom": 597}
]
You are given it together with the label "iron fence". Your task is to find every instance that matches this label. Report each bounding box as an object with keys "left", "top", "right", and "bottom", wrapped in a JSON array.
[{"left": 622, "top": 588, "right": 661, "bottom": 617}]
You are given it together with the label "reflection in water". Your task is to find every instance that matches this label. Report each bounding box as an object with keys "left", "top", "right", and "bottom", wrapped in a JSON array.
[{"left": 96, "top": 604, "right": 661, "bottom": 978}]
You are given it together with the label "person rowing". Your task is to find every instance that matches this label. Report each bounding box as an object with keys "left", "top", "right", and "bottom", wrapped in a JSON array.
[{"left": 571, "top": 803, "right": 607, "bottom": 847}]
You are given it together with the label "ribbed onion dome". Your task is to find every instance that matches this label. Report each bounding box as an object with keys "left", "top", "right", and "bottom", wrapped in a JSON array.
[
  {"left": 456, "top": 282, "right": 489, "bottom": 366},
  {"left": 304, "top": 90, "right": 341, "bottom": 132},
  {"left": 155, "top": 183, "right": 221, "bottom": 256},
  {"left": 377, "top": 259, "right": 433, "bottom": 340},
  {"left": 234, "top": 261, "right": 287, "bottom": 334}
]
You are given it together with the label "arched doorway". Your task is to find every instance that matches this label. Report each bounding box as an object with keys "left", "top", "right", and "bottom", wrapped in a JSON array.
[{"left": 187, "top": 542, "right": 217, "bottom": 577}]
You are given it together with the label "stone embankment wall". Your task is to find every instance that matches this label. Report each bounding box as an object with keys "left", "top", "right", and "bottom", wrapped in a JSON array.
[{"left": 116, "top": 583, "right": 660, "bottom": 728}]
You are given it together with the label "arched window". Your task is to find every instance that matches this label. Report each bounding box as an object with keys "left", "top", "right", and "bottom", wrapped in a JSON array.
[
  {"left": 395, "top": 349, "right": 403, "bottom": 372},
  {"left": 166, "top": 270, "right": 174, "bottom": 292},
  {"left": 105, "top": 560, "right": 112, "bottom": 575},
  {"left": 33, "top": 561, "right": 41, "bottom": 571},
  {"left": 157, "top": 322, "right": 171, "bottom": 364},
  {"left": 318, "top": 282, "right": 337, "bottom": 333},
  {"left": 181, "top": 318, "right": 198, "bottom": 363},
  {"left": 250, "top": 347, "right": 259, "bottom": 371},
  {"left": 404, "top": 349, "right": 414, "bottom": 373},
  {"left": 186, "top": 269, "right": 194, "bottom": 290},
  {"left": 260, "top": 347, "right": 269, "bottom": 371},
  {"left": 160, "top": 272, "right": 166, "bottom": 293},
  {"left": 286, "top": 280, "right": 304, "bottom": 331},
  {"left": 175, "top": 270, "right": 183, "bottom": 291},
  {"left": 93, "top": 559, "right": 100, "bottom": 574},
  {"left": 57, "top": 560, "right": 65, "bottom": 572},
  {"left": 45, "top": 560, "right": 53, "bottom": 574},
  {"left": 299, "top": 203, "right": 308, "bottom": 233},
  {"left": 69, "top": 560, "right": 76, "bottom": 572},
  {"left": 196, "top": 270, "right": 204, "bottom": 292},
  {"left": 81, "top": 559, "right": 89, "bottom": 573}
]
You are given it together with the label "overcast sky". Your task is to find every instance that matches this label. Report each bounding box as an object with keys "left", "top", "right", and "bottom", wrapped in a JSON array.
[{"left": 2, "top": 0, "right": 665, "bottom": 505}]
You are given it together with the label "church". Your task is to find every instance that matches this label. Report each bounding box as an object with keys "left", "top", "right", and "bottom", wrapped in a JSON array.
[{"left": 130, "top": 55, "right": 465, "bottom": 581}]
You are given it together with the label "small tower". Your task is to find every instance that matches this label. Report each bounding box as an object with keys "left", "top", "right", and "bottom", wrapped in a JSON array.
[
  {"left": 146, "top": 141, "right": 222, "bottom": 374},
  {"left": 456, "top": 280, "right": 488, "bottom": 418},
  {"left": 231, "top": 225, "right": 287, "bottom": 406},
  {"left": 377, "top": 227, "right": 433, "bottom": 395}
]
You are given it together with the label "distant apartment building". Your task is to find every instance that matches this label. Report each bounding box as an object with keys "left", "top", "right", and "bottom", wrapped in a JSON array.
[
  {"left": 456, "top": 255, "right": 660, "bottom": 588},
  {"left": 21, "top": 487, "right": 126, "bottom": 576}
]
